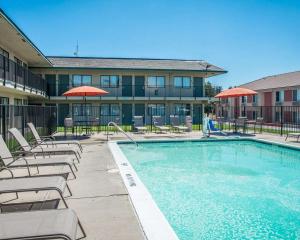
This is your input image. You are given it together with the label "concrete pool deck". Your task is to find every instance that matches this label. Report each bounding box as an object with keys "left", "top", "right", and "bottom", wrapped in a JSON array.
[{"left": 0, "top": 130, "right": 299, "bottom": 239}]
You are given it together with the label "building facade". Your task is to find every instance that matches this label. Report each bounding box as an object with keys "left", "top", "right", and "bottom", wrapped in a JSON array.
[
  {"left": 219, "top": 71, "right": 300, "bottom": 123},
  {"left": 0, "top": 9, "right": 226, "bottom": 126}
]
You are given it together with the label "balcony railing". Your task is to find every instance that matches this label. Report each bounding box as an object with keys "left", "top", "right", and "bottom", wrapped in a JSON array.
[
  {"left": 0, "top": 54, "right": 47, "bottom": 93},
  {"left": 49, "top": 84, "right": 205, "bottom": 99}
]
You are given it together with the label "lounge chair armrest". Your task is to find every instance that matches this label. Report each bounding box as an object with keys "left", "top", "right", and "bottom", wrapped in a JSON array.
[
  {"left": 0, "top": 167, "right": 14, "bottom": 178},
  {"left": 12, "top": 150, "right": 37, "bottom": 158},
  {"left": 40, "top": 135, "right": 56, "bottom": 140}
]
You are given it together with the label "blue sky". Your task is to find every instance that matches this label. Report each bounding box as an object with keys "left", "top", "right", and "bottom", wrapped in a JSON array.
[{"left": 1, "top": 0, "right": 300, "bottom": 88}]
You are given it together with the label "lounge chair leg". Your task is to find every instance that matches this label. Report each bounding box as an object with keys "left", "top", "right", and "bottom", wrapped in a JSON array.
[
  {"left": 66, "top": 184, "right": 73, "bottom": 197},
  {"left": 73, "top": 163, "right": 78, "bottom": 172},
  {"left": 74, "top": 153, "right": 80, "bottom": 163},
  {"left": 36, "top": 165, "right": 40, "bottom": 174},
  {"left": 285, "top": 135, "right": 288, "bottom": 141},
  {"left": 69, "top": 165, "right": 77, "bottom": 179},
  {"left": 60, "top": 192, "right": 68, "bottom": 208},
  {"left": 77, "top": 219, "right": 87, "bottom": 239}
]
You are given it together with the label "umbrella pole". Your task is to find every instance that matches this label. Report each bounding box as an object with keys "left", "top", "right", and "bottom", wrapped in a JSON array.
[{"left": 85, "top": 95, "right": 88, "bottom": 135}]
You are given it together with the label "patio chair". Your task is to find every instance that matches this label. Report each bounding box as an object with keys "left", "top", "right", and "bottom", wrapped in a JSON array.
[
  {"left": 27, "top": 122, "right": 82, "bottom": 152},
  {"left": 254, "top": 117, "right": 264, "bottom": 133},
  {"left": 207, "top": 118, "right": 227, "bottom": 136},
  {"left": 0, "top": 168, "right": 71, "bottom": 208},
  {"left": 64, "top": 117, "right": 74, "bottom": 137},
  {"left": 153, "top": 116, "right": 170, "bottom": 133},
  {"left": 9, "top": 128, "right": 81, "bottom": 162},
  {"left": 170, "top": 115, "right": 188, "bottom": 132},
  {"left": 133, "top": 116, "right": 147, "bottom": 133},
  {"left": 235, "top": 117, "right": 247, "bottom": 133},
  {"left": 0, "top": 135, "right": 78, "bottom": 179},
  {"left": 0, "top": 208, "right": 86, "bottom": 239}
]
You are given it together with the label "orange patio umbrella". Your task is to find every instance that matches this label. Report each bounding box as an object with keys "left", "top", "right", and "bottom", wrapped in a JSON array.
[
  {"left": 62, "top": 86, "right": 109, "bottom": 135},
  {"left": 63, "top": 86, "right": 108, "bottom": 97},
  {"left": 215, "top": 87, "right": 257, "bottom": 120},
  {"left": 215, "top": 87, "right": 257, "bottom": 98}
]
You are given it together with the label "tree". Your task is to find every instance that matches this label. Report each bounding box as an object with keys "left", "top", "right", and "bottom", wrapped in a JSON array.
[{"left": 205, "top": 81, "right": 222, "bottom": 97}]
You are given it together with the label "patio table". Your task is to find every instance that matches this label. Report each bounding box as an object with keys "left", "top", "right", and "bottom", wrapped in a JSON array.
[{"left": 74, "top": 120, "right": 98, "bottom": 136}]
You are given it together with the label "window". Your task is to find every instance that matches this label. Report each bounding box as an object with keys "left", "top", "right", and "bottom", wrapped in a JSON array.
[
  {"left": 173, "top": 104, "right": 191, "bottom": 115},
  {"left": 253, "top": 95, "right": 257, "bottom": 103},
  {"left": 293, "top": 89, "right": 300, "bottom": 102},
  {"left": 147, "top": 76, "right": 165, "bottom": 88},
  {"left": 14, "top": 98, "right": 23, "bottom": 105},
  {"left": 100, "top": 75, "right": 119, "bottom": 87},
  {"left": 173, "top": 77, "right": 191, "bottom": 88},
  {"left": 0, "top": 97, "right": 9, "bottom": 105},
  {"left": 276, "top": 91, "right": 284, "bottom": 102},
  {"left": 148, "top": 104, "right": 165, "bottom": 116},
  {"left": 241, "top": 96, "right": 247, "bottom": 103},
  {"left": 14, "top": 57, "right": 22, "bottom": 66},
  {"left": 73, "top": 104, "right": 92, "bottom": 116},
  {"left": 100, "top": 104, "right": 120, "bottom": 116},
  {"left": 293, "top": 111, "right": 300, "bottom": 123},
  {"left": 72, "top": 75, "right": 92, "bottom": 86},
  {"left": 0, "top": 48, "right": 9, "bottom": 72}
]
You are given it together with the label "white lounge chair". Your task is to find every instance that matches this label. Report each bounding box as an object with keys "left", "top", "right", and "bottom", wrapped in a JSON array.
[
  {"left": 170, "top": 115, "right": 188, "bottom": 132},
  {"left": 0, "top": 169, "right": 71, "bottom": 208},
  {"left": 0, "top": 209, "right": 86, "bottom": 239},
  {"left": 27, "top": 122, "right": 82, "bottom": 152},
  {"left": 133, "top": 116, "right": 147, "bottom": 133},
  {"left": 153, "top": 116, "right": 170, "bottom": 133},
  {"left": 9, "top": 128, "right": 81, "bottom": 162},
  {"left": 0, "top": 135, "right": 78, "bottom": 179}
]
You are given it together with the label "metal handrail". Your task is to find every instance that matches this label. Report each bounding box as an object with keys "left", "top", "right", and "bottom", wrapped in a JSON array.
[{"left": 106, "top": 121, "right": 138, "bottom": 147}]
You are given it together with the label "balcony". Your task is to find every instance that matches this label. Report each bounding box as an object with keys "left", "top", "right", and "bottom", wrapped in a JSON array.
[
  {"left": 49, "top": 84, "right": 205, "bottom": 100},
  {"left": 0, "top": 54, "right": 47, "bottom": 95}
]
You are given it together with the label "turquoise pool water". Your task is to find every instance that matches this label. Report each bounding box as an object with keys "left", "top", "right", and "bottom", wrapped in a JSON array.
[{"left": 119, "top": 140, "right": 300, "bottom": 240}]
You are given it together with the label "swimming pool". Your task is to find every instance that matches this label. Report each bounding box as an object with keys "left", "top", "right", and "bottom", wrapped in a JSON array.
[{"left": 115, "top": 139, "right": 300, "bottom": 239}]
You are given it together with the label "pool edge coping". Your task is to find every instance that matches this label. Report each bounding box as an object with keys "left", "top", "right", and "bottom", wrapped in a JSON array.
[{"left": 108, "top": 141, "right": 179, "bottom": 240}]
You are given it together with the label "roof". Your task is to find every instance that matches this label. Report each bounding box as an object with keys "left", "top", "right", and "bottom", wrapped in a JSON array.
[
  {"left": 44, "top": 56, "right": 227, "bottom": 74},
  {"left": 240, "top": 71, "right": 300, "bottom": 91},
  {"left": 0, "top": 8, "right": 52, "bottom": 67}
]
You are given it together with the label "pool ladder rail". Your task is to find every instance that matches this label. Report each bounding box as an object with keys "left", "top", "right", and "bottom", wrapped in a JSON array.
[{"left": 106, "top": 121, "right": 138, "bottom": 147}]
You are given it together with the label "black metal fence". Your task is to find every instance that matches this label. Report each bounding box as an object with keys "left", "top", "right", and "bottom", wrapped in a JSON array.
[
  {"left": 0, "top": 53, "right": 47, "bottom": 93},
  {"left": 57, "top": 105, "right": 203, "bottom": 132},
  {"left": 216, "top": 105, "right": 300, "bottom": 135},
  {"left": 0, "top": 105, "right": 57, "bottom": 149}
]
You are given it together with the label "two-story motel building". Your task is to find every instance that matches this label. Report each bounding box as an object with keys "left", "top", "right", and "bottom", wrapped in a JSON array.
[{"left": 0, "top": 8, "right": 227, "bottom": 126}]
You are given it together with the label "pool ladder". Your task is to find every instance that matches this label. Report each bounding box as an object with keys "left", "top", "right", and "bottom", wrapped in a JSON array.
[{"left": 106, "top": 122, "right": 138, "bottom": 147}]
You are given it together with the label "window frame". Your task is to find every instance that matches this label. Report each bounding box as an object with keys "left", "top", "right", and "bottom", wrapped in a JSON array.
[
  {"left": 100, "top": 75, "right": 119, "bottom": 88},
  {"left": 148, "top": 104, "right": 165, "bottom": 116},
  {"left": 275, "top": 91, "right": 283, "bottom": 102},
  {"left": 147, "top": 76, "right": 165, "bottom": 88},
  {"left": 0, "top": 48, "right": 9, "bottom": 72},
  {"left": 72, "top": 75, "right": 92, "bottom": 87},
  {"left": 100, "top": 104, "right": 120, "bottom": 116},
  {"left": 173, "top": 76, "right": 191, "bottom": 88},
  {"left": 72, "top": 103, "right": 92, "bottom": 116},
  {"left": 173, "top": 103, "right": 191, "bottom": 115},
  {"left": 292, "top": 89, "right": 300, "bottom": 102}
]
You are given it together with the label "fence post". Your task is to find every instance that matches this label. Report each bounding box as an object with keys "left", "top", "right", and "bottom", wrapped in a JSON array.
[
  {"left": 280, "top": 106, "right": 283, "bottom": 136},
  {"left": 21, "top": 106, "right": 25, "bottom": 136},
  {"left": 1, "top": 105, "right": 6, "bottom": 141}
]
